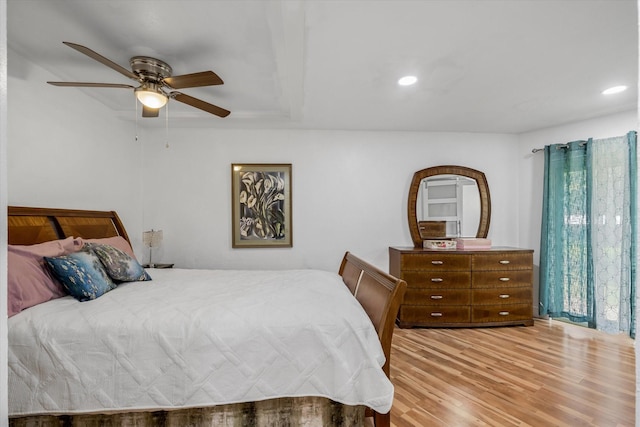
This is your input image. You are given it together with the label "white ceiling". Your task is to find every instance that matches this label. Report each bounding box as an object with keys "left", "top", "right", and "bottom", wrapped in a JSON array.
[{"left": 7, "top": 0, "right": 638, "bottom": 133}]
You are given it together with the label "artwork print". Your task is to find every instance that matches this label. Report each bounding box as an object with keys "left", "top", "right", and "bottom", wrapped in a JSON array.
[{"left": 231, "top": 164, "right": 292, "bottom": 248}]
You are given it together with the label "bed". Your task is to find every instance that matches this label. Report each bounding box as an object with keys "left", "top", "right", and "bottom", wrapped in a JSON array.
[{"left": 7, "top": 206, "right": 406, "bottom": 427}]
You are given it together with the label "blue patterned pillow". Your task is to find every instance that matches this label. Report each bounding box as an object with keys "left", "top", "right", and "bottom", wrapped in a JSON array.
[
  {"left": 44, "top": 249, "right": 117, "bottom": 302},
  {"left": 85, "top": 243, "right": 151, "bottom": 282}
]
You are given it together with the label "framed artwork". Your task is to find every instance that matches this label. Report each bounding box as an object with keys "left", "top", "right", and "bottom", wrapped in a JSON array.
[{"left": 231, "top": 163, "right": 292, "bottom": 248}]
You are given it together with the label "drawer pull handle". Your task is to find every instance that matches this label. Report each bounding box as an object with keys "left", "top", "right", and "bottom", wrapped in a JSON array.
[
  {"left": 499, "top": 311, "right": 510, "bottom": 316},
  {"left": 499, "top": 260, "right": 510, "bottom": 265},
  {"left": 430, "top": 295, "right": 444, "bottom": 300},
  {"left": 499, "top": 277, "right": 510, "bottom": 282},
  {"left": 431, "top": 278, "right": 444, "bottom": 282},
  {"left": 430, "top": 312, "right": 443, "bottom": 317},
  {"left": 499, "top": 294, "right": 510, "bottom": 299},
  {"left": 431, "top": 260, "right": 444, "bottom": 265}
]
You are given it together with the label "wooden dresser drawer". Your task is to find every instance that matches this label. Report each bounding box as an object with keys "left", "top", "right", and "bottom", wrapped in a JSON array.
[
  {"left": 401, "top": 253, "right": 471, "bottom": 271},
  {"left": 472, "top": 287, "right": 532, "bottom": 305},
  {"left": 405, "top": 288, "right": 471, "bottom": 306},
  {"left": 472, "top": 270, "right": 533, "bottom": 288},
  {"left": 399, "top": 305, "right": 470, "bottom": 325},
  {"left": 472, "top": 303, "right": 532, "bottom": 323},
  {"left": 403, "top": 271, "right": 471, "bottom": 289},
  {"left": 390, "top": 246, "right": 533, "bottom": 328},
  {"left": 472, "top": 252, "right": 533, "bottom": 271}
]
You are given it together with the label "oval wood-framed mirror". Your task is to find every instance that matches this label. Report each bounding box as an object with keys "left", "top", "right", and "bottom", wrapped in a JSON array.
[{"left": 408, "top": 165, "right": 491, "bottom": 248}]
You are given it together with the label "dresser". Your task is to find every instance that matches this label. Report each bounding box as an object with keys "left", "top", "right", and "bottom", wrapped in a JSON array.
[{"left": 389, "top": 246, "right": 533, "bottom": 328}]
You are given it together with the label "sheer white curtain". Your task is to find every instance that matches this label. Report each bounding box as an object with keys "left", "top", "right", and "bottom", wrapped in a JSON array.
[{"left": 589, "top": 135, "right": 635, "bottom": 334}]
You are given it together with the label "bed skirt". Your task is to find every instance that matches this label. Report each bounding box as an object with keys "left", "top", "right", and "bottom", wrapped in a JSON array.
[{"left": 9, "top": 397, "right": 365, "bottom": 427}]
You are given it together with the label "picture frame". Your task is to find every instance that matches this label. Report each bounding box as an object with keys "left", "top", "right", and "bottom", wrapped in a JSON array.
[{"left": 231, "top": 163, "right": 292, "bottom": 248}]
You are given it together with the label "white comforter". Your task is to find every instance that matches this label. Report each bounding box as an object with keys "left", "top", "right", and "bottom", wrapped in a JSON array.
[{"left": 9, "top": 268, "right": 393, "bottom": 416}]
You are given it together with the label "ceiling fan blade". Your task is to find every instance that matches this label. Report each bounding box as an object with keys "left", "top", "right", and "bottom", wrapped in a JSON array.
[
  {"left": 47, "top": 82, "right": 135, "bottom": 89},
  {"left": 162, "top": 71, "right": 223, "bottom": 89},
  {"left": 142, "top": 105, "right": 160, "bottom": 118},
  {"left": 171, "top": 92, "right": 230, "bottom": 118},
  {"left": 62, "top": 41, "right": 139, "bottom": 81}
]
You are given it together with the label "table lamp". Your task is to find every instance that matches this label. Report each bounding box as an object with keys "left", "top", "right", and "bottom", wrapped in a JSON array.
[{"left": 142, "top": 229, "right": 163, "bottom": 267}]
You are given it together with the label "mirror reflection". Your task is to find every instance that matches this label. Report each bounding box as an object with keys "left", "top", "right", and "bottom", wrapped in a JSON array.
[
  {"left": 407, "top": 165, "right": 491, "bottom": 247},
  {"left": 417, "top": 175, "right": 481, "bottom": 238}
]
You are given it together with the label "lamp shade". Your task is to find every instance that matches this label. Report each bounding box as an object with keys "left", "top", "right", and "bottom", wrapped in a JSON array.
[
  {"left": 142, "top": 229, "right": 163, "bottom": 247},
  {"left": 135, "top": 86, "right": 168, "bottom": 108}
]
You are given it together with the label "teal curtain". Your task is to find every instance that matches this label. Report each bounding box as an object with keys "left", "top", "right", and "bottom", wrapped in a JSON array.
[{"left": 539, "top": 131, "right": 637, "bottom": 337}]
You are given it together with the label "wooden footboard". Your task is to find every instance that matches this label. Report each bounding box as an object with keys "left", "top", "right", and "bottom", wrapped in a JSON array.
[{"left": 339, "top": 252, "right": 407, "bottom": 427}]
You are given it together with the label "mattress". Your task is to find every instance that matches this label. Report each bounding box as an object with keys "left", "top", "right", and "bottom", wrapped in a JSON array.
[{"left": 8, "top": 268, "right": 393, "bottom": 416}]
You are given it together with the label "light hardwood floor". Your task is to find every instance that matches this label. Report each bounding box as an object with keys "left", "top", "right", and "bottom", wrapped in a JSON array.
[{"left": 388, "top": 319, "right": 635, "bottom": 427}]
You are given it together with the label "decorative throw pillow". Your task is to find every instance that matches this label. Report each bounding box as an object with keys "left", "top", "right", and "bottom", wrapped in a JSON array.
[
  {"left": 7, "top": 249, "right": 66, "bottom": 317},
  {"left": 81, "top": 236, "right": 138, "bottom": 260},
  {"left": 85, "top": 243, "right": 151, "bottom": 282},
  {"left": 7, "top": 237, "right": 84, "bottom": 317},
  {"left": 44, "top": 249, "right": 117, "bottom": 302}
]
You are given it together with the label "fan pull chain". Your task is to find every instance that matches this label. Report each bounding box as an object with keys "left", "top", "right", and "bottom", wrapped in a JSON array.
[
  {"left": 135, "top": 97, "right": 139, "bottom": 142},
  {"left": 165, "top": 101, "right": 170, "bottom": 148}
]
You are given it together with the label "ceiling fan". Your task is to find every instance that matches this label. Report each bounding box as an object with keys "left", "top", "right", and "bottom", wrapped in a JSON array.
[{"left": 47, "top": 42, "right": 230, "bottom": 118}]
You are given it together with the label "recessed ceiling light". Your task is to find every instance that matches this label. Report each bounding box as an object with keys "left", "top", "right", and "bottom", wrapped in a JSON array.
[
  {"left": 602, "top": 85, "right": 627, "bottom": 95},
  {"left": 398, "top": 76, "right": 417, "bottom": 86}
]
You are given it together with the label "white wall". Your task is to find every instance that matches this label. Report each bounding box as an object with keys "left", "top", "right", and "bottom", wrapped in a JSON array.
[
  {"left": 7, "top": 48, "right": 636, "bottom": 287},
  {"left": 7, "top": 49, "right": 145, "bottom": 255},
  {"left": 7, "top": 43, "right": 523, "bottom": 275},
  {"left": 140, "top": 127, "right": 519, "bottom": 272},
  {"left": 517, "top": 109, "right": 638, "bottom": 315}
]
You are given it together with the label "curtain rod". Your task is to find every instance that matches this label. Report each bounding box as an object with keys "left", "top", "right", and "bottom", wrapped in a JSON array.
[
  {"left": 532, "top": 141, "right": 587, "bottom": 153},
  {"left": 532, "top": 132, "right": 634, "bottom": 154}
]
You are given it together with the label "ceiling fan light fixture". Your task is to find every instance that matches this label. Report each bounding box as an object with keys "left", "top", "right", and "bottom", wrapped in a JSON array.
[
  {"left": 135, "top": 86, "right": 168, "bottom": 108},
  {"left": 49, "top": 42, "right": 229, "bottom": 118}
]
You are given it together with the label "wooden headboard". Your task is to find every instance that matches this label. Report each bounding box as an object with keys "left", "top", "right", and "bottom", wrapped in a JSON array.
[{"left": 8, "top": 206, "right": 131, "bottom": 246}]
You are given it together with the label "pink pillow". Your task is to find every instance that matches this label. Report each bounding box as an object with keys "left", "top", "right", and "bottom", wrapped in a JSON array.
[
  {"left": 7, "top": 237, "right": 83, "bottom": 317},
  {"left": 81, "top": 236, "right": 137, "bottom": 260}
]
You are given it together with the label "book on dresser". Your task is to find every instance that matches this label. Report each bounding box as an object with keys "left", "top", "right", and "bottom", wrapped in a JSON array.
[{"left": 389, "top": 246, "right": 534, "bottom": 328}]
